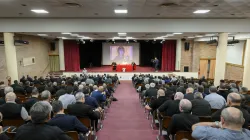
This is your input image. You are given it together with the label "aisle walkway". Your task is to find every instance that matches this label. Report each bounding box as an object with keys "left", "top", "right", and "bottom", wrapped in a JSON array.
[{"left": 97, "top": 81, "right": 157, "bottom": 140}]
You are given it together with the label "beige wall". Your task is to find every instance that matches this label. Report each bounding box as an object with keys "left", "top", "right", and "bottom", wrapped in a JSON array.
[
  {"left": 0, "top": 34, "right": 51, "bottom": 83},
  {"left": 180, "top": 41, "right": 243, "bottom": 81}
]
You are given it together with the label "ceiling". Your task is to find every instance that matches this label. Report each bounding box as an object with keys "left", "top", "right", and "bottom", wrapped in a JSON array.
[{"left": 0, "top": 0, "right": 250, "bottom": 18}]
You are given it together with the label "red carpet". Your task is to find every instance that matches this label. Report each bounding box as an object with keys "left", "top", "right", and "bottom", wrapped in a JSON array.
[
  {"left": 84, "top": 66, "right": 155, "bottom": 72},
  {"left": 97, "top": 81, "right": 157, "bottom": 140}
]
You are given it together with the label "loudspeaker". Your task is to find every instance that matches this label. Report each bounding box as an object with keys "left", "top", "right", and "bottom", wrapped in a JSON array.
[
  {"left": 50, "top": 42, "right": 56, "bottom": 51},
  {"left": 184, "top": 66, "right": 189, "bottom": 72},
  {"left": 184, "top": 42, "right": 190, "bottom": 51}
]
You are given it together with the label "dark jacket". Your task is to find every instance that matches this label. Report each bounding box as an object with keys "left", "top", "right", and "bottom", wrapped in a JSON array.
[
  {"left": 84, "top": 95, "right": 99, "bottom": 109},
  {"left": 91, "top": 91, "right": 106, "bottom": 103},
  {"left": 67, "top": 102, "right": 99, "bottom": 120},
  {"left": 191, "top": 99, "right": 211, "bottom": 116},
  {"left": 211, "top": 105, "right": 250, "bottom": 128},
  {"left": 158, "top": 100, "right": 181, "bottom": 117},
  {"left": 0, "top": 102, "right": 22, "bottom": 119},
  {"left": 14, "top": 122, "right": 72, "bottom": 140},
  {"left": 48, "top": 114, "right": 88, "bottom": 134},
  {"left": 145, "top": 87, "right": 158, "bottom": 98},
  {"left": 184, "top": 93, "right": 194, "bottom": 101},
  {"left": 24, "top": 97, "right": 39, "bottom": 113},
  {"left": 149, "top": 96, "right": 168, "bottom": 112},
  {"left": 217, "top": 90, "right": 229, "bottom": 101},
  {"left": 167, "top": 112, "right": 199, "bottom": 134}
]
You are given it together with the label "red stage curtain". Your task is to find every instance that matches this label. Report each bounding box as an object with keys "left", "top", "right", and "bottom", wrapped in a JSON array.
[
  {"left": 161, "top": 40, "right": 176, "bottom": 71},
  {"left": 64, "top": 40, "right": 80, "bottom": 71}
]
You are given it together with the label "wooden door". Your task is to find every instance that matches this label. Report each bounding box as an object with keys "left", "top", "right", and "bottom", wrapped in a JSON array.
[
  {"left": 209, "top": 59, "right": 216, "bottom": 79},
  {"left": 199, "top": 59, "right": 208, "bottom": 78}
]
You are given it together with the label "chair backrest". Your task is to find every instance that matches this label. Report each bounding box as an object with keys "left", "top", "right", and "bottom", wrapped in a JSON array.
[
  {"left": 2, "top": 118, "right": 24, "bottom": 127},
  {"left": 211, "top": 109, "right": 218, "bottom": 113},
  {"left": 199, "top": 116, "right": 212, "bottom": 122},
  {"left": 175, "top": 131, "right": 194, "bottom": 140},
  {"left": 66, "top": 131, "right": 79, "bottom": 140},
  {"left": 162, "top": 116, "right": 172, "bottom": 129},
  {"left": 5, "top": 131, "right": 16, "bottom": 140},
  {"left": 77, "top": 117, "right": 92, "bottom": 129}
]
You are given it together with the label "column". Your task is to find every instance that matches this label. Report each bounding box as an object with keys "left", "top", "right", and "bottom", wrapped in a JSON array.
[
  {"left": 4, "top": 33, "right": 19, "bottom": 83},
  {"left": 243, "top": 39, "right": 250, "bottom": 89},
  {"left": 175, "top": 39, "right": 181, "bottom": 71},
  {"left": 58, "top": 39, "right": 65, "bottom": 71},
  {"left": 214, "top": 33, "right": 228, "bottom": 86}
]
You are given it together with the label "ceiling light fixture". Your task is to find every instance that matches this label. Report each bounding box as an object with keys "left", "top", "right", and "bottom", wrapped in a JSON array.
[
  {"left": 37, "top": 34, "right": 48, "bottom": 36},
  {"left": 195, "top": 35, "right": 203, "bottom": 38},
  {"left": 193, "top": 10, "right": 210, "bottom": 14},
  {"left": 62, "top": 32, "right": 71, "bottom": 35},
  {"left": 70, "top": 34, "right": 79, "bottom": 36},
  {"left": 114, "top": 9, "right": 128, "bottom": 14},
  {"left": 188, "top": 37, "right": 195, "bottom": 38},
  {"left": 118, "top": 32, "right": 127, "bottom": 35},
  {"left": 31, "top": 9, "right": 49, "bottom": 14},
  {"left": 173, "top": 33, "right": 183, "bottom": 35}
]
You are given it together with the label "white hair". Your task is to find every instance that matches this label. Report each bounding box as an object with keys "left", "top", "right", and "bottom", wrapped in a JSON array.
[
  {"left": 78, "top": 84, "right": 84, "bottom": 90},
  {"left": 4, "top": 86, "right": 13, "bottom": 94},
  {"left": 174, "top": 92, "right": 184, "bottom": 100},
  {"left": 150, "top": 83, "right": 155, "bottom": 88}
]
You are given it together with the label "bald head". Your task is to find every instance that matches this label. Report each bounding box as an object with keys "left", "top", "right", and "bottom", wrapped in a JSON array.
[
  {"left": 221, "top": 107, "right": 244, "bottom": 127},
  {"left": 179, "top": 99, "right": 192, "bottom": 113},
  {"left": 227, "top": 92, "right": 242, "bottom": 104},
  {"left": 157, "top": 89, "right": 165, "bottom": 97},
  {"left": 186, "top": 88, "right": 194, "bottom": 94},
  {"left": 209, "top": 86, "right": 217, "bottom": 93},
  {"left": 174, "top": 92, "right": 184, "bottom": 100},
  {"left": 5, "top": 92, "right": 16, "bottom": 102},
  {"left": 98, "top": 86, "right": 104, "bottom": 92}
]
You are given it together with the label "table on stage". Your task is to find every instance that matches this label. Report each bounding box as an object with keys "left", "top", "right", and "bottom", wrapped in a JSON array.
[{"left": 116, "top": 64, "right": 134, "bottom": 72}]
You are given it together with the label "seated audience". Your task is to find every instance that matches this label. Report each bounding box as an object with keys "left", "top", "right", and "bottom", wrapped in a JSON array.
[
  {"left": 211, "top": 92, "right": 250, "bottom": 128},
  {"left": 0, "top": 86, "right": 13, "bottom": 105},
  {"left": 67, "top": 92, "right": 100, "bottom": 130},
  {"left": 158, "top": 92, "right": 184, "bottom": 116},
  {"left": 12, "top": 80, "right": 26, "bottom": 95},
  {"left": 144, "top": 83, "right": 157, "bottom": 98},
  {"left": 204, "top": 86, "right": 226, "bottom": 109},
  {"left": 0, "top": 81, "right": 5, "bottom": 98},
  {"left": 166, "top": 99, "right": 199, "bottom": 140},
  {"left": 82, "top": 87, "right": 99, "bottom": 109},
  {"left": 241, "top": 87, "right": 250, "bottom": 106},
  {"left": 14, "top": 101, "right": 71, "bottom": 140},
  {"left": 184, "top": 87, "right": 194, "bottom": 101},
  {"left": 197, "top": 85, "right": 207, "bottom": 98},
  {"left": 145, "top": 89, "right": 167, "bottom": 113},
  {"left": 192, "top": 107, "right": 250, "bottom": 140},
  {"left": 0, "top": 92, "right": 30, "bottom": 121},
  {"left": 59, "top": 86, "right": 76, "bottom": 109},
  {"left": 191, "top": 92, "right": 211, "bottom": 116},
  {"left": 48, "top": 100, "right": 89, "bottom": 134},
  {"left": 55, "top": 85, "right": 66, "bottom": 98},
  {"left": 45, "top": 82, "right": 56, "bottom": 95},
  {"left": 24, "top": 88, "right": 39, "bottom": 113}
]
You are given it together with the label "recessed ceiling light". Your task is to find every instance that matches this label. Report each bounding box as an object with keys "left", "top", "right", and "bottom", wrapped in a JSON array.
[
  {"left": 195, "top": 35, "right": 203, "bottom": 37},
  {"left": 118, "top": 33, "right": 127, "bottom": 36},
  {"left": 114, "top": 9, "right": 128, "bottom": 14},
  {"left": 205, "top": 34, "right": 215, "bottom": 36},
  {"left": 173, "top": 33, "right": 183, "bottom": 35},
  {"left": 193, "top": 10, "right": 210, "bottom": 14},
  {"left": 37, "top": 34, "right": 48, "bottom": 36},
  {"left": 188, "top": 37, "right": 195, "bottom": 38},
  {"left": 62, "top": 32, "right": 71, "bottom": 35},
  {"left": 31, "top": 9, "right": 49, "bottom": 14},
  {"left": 70, "top": 34, "right": 79, "bottom": 36}
]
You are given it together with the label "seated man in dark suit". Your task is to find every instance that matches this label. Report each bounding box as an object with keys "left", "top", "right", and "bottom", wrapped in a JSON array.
[
  {"left": 166, "top": 99, "right": 199, "bottom": 140},
  {"left": 14, "top": 101, "right": 71, "bottom": 140},
  {"left": 48, "top": 101, "right": 89, "bottom": 136},
  {"left": 212, "top": 92, "right": 250, "bottom": 129},
  {"left": 91, "top": 86, "right": 106, "bottom": 105},
  {"left": 82, "top": 87, "right": 99, "bottom": 109},
  {"left": 145, "top": 89, "right": 167, "bottom": 113},
  {"left": 24, "top": 88, "right": 39, "bottom": 113},
  {"left": 191, "top": 92, "right": 211, "bottom": 116},
  {"left": 68, "top": 92, "right": 100, "bottom": 130},
  {"left": 0, "top": 81, "right": 5, "bottom": 98},
  {"left": 217, "top": 83, "right": 229, "bottom": 101},
  {"left": 241, "top": 87, "right": 250, "bottom": 106},
  {"left": 144, "top": 83, "right": 158, "bottom": 98},
  {"left": 184, "top": 87, "right": 194, "bottom": 101},
  {"left": 158, "top": 92, "right": 184, "bottom": 116},
  {"left": 0, "top": 92, "right": 30, "bottom": 121}
]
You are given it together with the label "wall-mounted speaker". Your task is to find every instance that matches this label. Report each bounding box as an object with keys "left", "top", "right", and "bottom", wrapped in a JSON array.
[
  {"left": 184, "top": 42, "right": 190, "bottom": 51},
  {"left": 184, "top": 66, "right": 189, "bottom": 72},
  {"left": 50, "top": 42, "right": 56, "bottom": 51}
]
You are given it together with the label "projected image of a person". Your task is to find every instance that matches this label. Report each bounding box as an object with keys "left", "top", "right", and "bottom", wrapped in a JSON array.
[{"left": 113, "top": 46, "right": 129, "bottom": 63}]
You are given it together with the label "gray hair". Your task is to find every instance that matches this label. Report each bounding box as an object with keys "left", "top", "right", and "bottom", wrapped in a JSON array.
[
  {"left": 145, "top": 84, "right": 150, "bottom": 90},
  {"left": 209, "top": 86, "right": 217, "bottom": 93},
  {"left": 194, "top": 92, "right": 203, "bottom": 99},
  {"left": 75, "top": 92, "right": 85, "bottom": 101},
  {"left": 4, "top": 86, "right": 13, "bottom": 94},
  {"left": 53, "top": 82, "right": 57, "bottom": 86},
  {"left": 51, "top": 100, "right": 63, "bottom": 114},
  {"left": 74, "top": 81, "right": 78, "bottom": 86},
  {"left": 61, "top": 81, "right": 66, "bottom": 85},
  {"left": 93, "top": 85, "right": 98, "bottom": 90},
  {"left": 229, "top": 88, "right": 239, "bottom": 93},
  {"left": 186, "top": 88, "right": 194, "bottom": 94},
  {"left": 221, "top": 107, "right": 244, "bottom": 126},
  {"left": 31, "top": 87, "right": 39, "bottom": 95},
  {"left": 150, "top": 83, "right": 155, "bottom": 88},
  {"left": 5, "top": 92, "right": 16, "bottom": 102},
  {"left": 174, "top": 92, "right": 184, "bottom": 100},
  {"left": 157, "top": 89, "right": 165, "bottom": 96},
  {"left": 30, "top": 101, "right": 52, "bottom": 123},
  {"left": 227, "top": 92, "right": 242, "bottom": 103},
  {"left": 41, "top": 90, "right": 51, "bottom": 100},
  {"left": 79, "top": 84, "right": 84, "bottom": 90},
  {"left": 179, "top": 99, "right": 192, "bottom": 113},
  {"left": 241, "top": 87, "right": 248, "bottom": 93}
]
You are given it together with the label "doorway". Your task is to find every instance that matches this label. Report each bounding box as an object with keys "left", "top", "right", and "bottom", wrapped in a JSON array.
[{"left": 199, "top": 58, "right": 216, "bottom": 79}]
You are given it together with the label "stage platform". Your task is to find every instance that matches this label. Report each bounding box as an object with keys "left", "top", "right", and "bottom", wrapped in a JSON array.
[{"left": 63, "top": 66, "right": 198, "bottom": 80}]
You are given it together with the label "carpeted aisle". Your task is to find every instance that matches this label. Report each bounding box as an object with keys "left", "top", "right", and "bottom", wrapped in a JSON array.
[{"left": 97, "top": 81, "right": 157, "bottom": 140}]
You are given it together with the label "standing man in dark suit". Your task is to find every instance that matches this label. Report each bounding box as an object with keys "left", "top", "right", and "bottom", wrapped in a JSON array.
[
  {"left": 48, "top": 101, "right": 89, "bottom": 135},
  {"left": 153, "top": 57, "right": 159, "bottom": 72},
  {"left": 67, "top": 92, "right": 100, "bottom": 130},
  {"left": 166, "top": 99, "right": 199, "bottom": 140}
]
